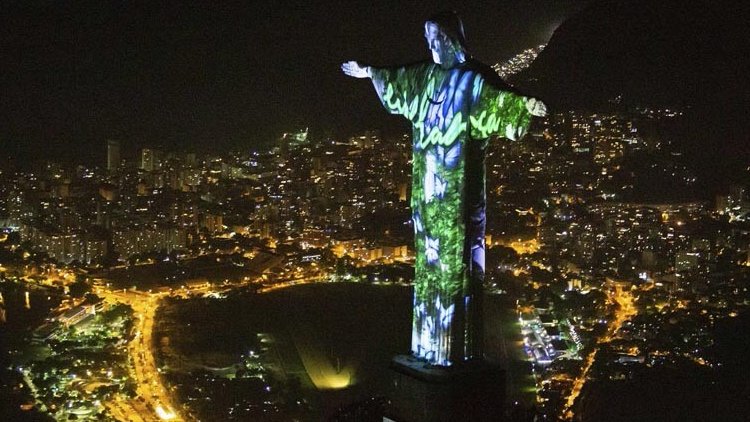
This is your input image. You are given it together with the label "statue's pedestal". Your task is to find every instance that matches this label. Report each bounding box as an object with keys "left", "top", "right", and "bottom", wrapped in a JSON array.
[{"left": 387, "top": 355, "right": 505, "bottom": 422}]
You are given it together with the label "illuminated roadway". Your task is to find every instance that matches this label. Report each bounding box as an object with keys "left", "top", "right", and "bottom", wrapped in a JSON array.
[
  {"left": 561, "top": 281, "right": 637, "bottom": 420},
  {"left": 98, "top": 287, "right": 181, "bottom": 421},
  {"left": 93, "top": 270, "right": 327, "bottom": 421}
]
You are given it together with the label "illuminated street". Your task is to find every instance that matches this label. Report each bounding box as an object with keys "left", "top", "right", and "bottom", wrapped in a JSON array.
[
  {"left": 83, "top": 269, "right": 328, "bottom": 421},
  {"left": 98, "top": 287, "right": 182, "bottom": 421},
  {"left": 561, "top": 281, "right": 638, "bottom": 420}
]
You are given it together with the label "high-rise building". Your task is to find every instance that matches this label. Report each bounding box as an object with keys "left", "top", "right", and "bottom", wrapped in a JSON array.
[
  {"left": 106, "top": 140, "right": 120, "bottom": 172},
  {"left": 675, "top": 250, "right": 700, "bottom": 272},
  {"left": 140, "top": 148, "right": 154, "bottom": 172},
  {"left": 21, "top": 226, "right": 107, "bottom": 264},
  {"left": 111, "top": 224, "right": 187, "bottom": 258}
]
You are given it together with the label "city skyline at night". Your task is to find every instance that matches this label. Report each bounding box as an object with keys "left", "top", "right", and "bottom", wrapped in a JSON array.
[
  {"left": 1, "top": 1, "right": 749, "bottom": 421},
  {"left": 1, "top": 1, "right": 583, "bottom": 166}
]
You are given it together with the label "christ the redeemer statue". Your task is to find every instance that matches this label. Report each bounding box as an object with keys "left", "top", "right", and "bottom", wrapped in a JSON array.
[{"left": 342, "top": 11, "right": 546, "bottom": 367}]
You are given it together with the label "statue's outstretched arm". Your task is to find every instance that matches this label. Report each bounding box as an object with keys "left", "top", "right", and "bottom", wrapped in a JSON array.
[
  {"left": 525, "top": 97, "right": 547, "bottom": 117},
  {"left": 470, "top": 74, "right": 547, "bottom": 141},
  {"left": 343, "top": 61, "right": 429, "bottom": 121},
  {"left": 341, "top": 61, "right": 371, "bottom": 79}
]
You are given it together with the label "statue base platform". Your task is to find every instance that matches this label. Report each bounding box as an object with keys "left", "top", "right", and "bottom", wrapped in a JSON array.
[{"left": 386, "top": 355, "right": 505, "bottom": 422}]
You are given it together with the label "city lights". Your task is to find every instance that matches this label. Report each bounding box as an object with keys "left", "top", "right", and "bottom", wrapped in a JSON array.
[{"left": 1, "top": 3, "right": 747, "bottom": 420}]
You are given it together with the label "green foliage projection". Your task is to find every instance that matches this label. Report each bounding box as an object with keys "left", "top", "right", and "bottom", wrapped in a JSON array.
[{"left": 371, "top": 61, "right": 532, "bottom": 365}]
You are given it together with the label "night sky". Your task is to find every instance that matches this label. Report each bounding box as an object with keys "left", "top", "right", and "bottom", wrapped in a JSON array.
[{"left": 1, "top": 1, "right": 585, "bottom": 165}]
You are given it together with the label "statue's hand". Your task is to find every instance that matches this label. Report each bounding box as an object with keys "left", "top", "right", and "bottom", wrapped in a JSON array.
[
  {"left": 341, "top": 61, "right": 370, "bottom": 79},
  {"left": 526, "top": 98, "right": 548, "bottom": 117}
]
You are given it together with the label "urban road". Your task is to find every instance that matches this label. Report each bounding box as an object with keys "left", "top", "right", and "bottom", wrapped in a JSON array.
[{"left": 93, "top": 272, "right": 327, "bottom": 421}]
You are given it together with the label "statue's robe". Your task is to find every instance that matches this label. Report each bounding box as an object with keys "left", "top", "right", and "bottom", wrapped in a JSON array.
[{"left": 371, "top": 60, "right": 533, "bottom": 366}]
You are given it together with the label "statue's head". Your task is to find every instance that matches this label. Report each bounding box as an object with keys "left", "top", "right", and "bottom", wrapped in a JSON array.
[{"left": 425, "top": 11, "right": 468, "bottom": 68}]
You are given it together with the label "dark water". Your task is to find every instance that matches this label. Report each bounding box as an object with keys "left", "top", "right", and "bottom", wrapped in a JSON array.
[
  {"left": 0, "top": 283, "right": 60, "bottom": 422},
  {"left": 0, "top": 282, "right": 61, "bottom": 337},
  {"left": 0, "top": 284, "right": 62, "bottom": 358},
  {"left": 154, "top": 282, "right": 413, "bottom": 421}
]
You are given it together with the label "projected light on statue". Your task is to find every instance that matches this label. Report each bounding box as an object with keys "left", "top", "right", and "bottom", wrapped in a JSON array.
[{"left": 343, "top": 12, "right": 546, "bottom": 366}]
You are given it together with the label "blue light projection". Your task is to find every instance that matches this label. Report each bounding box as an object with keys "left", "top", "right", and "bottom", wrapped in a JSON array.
[{"left": 343, "top": 12, "right": 546, "bottom": 366}]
